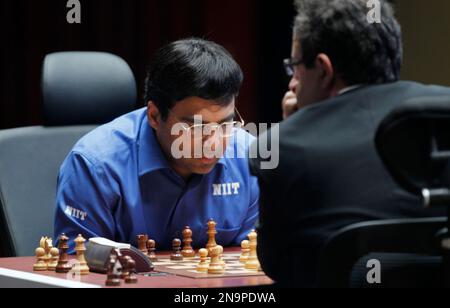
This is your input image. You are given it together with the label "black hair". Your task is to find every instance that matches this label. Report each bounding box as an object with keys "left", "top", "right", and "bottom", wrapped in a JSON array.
[
  {"left": 294, "top": 0, "right": 403, "bottom": 85},
  {"left": 143, "top": 38, "right": 243, "bottom": 120}
]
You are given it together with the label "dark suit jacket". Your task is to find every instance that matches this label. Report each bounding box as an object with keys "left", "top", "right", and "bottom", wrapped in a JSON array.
[{"left": 249, "top": 81, "right": 450, "bottom": 287}]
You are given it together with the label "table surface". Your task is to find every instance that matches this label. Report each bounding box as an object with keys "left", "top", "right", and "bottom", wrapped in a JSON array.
[{"left": 0, "top": 248, "right": 273, "bottom": 288}]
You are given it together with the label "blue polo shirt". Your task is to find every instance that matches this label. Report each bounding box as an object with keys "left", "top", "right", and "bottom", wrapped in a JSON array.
[{"left": 54, "top": 108, "right": 259, "bottom": 252}]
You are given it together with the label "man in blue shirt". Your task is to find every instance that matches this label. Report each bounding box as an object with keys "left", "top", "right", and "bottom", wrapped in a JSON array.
[{"left": 54, "top": 38, "right": 259, "bottom": 252}]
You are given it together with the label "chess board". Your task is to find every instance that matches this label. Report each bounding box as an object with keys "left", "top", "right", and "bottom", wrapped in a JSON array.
[{"left": 151, "top": 253, "right": 265, "bottom": 279}]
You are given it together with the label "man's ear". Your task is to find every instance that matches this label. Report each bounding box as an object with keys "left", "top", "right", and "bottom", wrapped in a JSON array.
[
  {"left": 315, "top": 53, "right": 335, "bottom": 90},
  {"left": 147, "top": 102, "right": 161, "bottom": 130}
]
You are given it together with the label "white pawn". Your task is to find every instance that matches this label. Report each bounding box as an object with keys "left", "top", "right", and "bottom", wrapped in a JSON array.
[
  {"left": 47, "top": 247, "right": 60, "bottom": 271},
  {"left": 208, "top": 245, "right": 225, "bottom": 275},
  {"left": 219, "top": 252, "right": 226, "bottom": 269},
  {"left": 74, "top": 234, "right": 90, "bottom": 275},
  {"left": 240, "top": 240, "right": 250, "bottom": 264},
  {"left": 33, "top": 247, "right": 47, "bottom": 271},
  {"left": 245, "top": 230, "right": 260, "bottom": 271},
  {"left": 196, "top": 248, "right": 209, "bottom": 273}
]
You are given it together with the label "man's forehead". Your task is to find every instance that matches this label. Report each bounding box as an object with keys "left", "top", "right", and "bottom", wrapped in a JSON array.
[{"left": 172, "top": 97, "right": 235, "bottom": 122}]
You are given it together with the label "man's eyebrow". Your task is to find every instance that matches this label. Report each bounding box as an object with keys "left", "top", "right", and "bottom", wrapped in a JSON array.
[{"left": 180, "top": 113, "right": 235, "bottom": 124}]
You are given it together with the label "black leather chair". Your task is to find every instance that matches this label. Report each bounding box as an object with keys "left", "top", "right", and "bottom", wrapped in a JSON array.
[
  {"left": 317, "top": 95, "right": 450, "bottom": 288},
  {"left": 0, "top": 52, "right": 136, "bottom": 257}
]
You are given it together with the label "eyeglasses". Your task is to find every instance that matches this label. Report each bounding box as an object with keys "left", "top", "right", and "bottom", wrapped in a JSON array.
[
  {"left": 170, "top": 108, "right": 245, "bottom": 140},
  {"left": 283, "top": 58, "right": 304, "bottom": 77}
]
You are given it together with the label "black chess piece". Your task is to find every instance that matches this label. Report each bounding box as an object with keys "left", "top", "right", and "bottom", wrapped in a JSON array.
[
  {"left": 120, "top": 256, "right": 131, "bottom": 280},
  {"left": 170, "top": 238, "right": 183, "bottom": 261},
  {"left": 182, "top": 226, "right": 195, "bottom": 258},
  {"left": 147, "top": 239, "right": 158, "bottom": 262},
  {"left": 124, "top": 258, "right": 138, "bottom": 284},
  {"left": 105, "top": 253, "right": 121, "bottom": 287},
  {"left": 55, "top": 234, "right": 72, "bottom": 273}
]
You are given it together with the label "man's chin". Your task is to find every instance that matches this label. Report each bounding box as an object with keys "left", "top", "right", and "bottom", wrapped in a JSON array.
[{"left": 191, "top": 159, "right": 220, "bottom": 174}]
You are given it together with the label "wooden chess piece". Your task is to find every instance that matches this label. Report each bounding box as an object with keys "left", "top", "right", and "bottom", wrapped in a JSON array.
[
  {"left": 40, "top": 237, "right": 51, "bottom": 266},
  {"left": 245, "top": 230, "right": 261, "bottom": 271},
  {"left": 206, "top": 219, "right": 217, "bottom": 250},
  {"left": 196, "top": 248, "right": 209, "bottom": 273},
  {"left": 182, "top": 226, "right": 195, "bottom": 258},
  {"left": 208, "top": 245, "right": 224, "bottom": 275},
  {"left": 120, "top": 256, "right": 131, "bottom": 279},
  {"left": 239, "top": 240, "right": 250, "bottom": 264},
  {"left": 73, "top": 235, "right": 90, "bottom": 275},
  {"left": 105, "top": 252, "right": 121, "bottom": 287},
  {"left": 137, "top": 234, "right": 149, "bottom": 256},
  {"left": 146, "top": 239, "right": 158, "bottom": 262},
  {"left": 55, "top": 234, "right": 72, "bottom": 273},
  {"left": 47, "top": 247, "right": 60, "bottom": 271},
  {"left": 219, "top": 252, "right": 226, "bottom": 269},
  {"left": 33, "top": 247, "right": 48, "bottom": 271},
  {"left": 124, "top": 258, "right": 138, "bottom": 284},
  {"left": 170, "top": 238, "right": 183, "bottom": 261}
]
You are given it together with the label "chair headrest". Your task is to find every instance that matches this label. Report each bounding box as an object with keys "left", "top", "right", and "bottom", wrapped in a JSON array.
[
  {"left": 375, "top": 96, "right": 450, "bottom": 195},
  {"left": 42, "top": 52, "right": 137, "bottom": 126}
]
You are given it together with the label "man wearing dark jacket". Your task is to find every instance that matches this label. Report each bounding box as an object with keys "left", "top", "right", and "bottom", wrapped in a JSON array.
[{"left": 250, "top": 0, "right": 450, "bottom": 287}]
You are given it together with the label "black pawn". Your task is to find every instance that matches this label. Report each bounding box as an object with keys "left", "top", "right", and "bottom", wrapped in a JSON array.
[
  {"left": 170, "top": 238, "right": 183, "bottom": 261},
  {"left": 105, "top": 254, "right": 121, "bottom": 287},
  {"left": 125, "top": 259, "right": 138, "bottom": 284}
]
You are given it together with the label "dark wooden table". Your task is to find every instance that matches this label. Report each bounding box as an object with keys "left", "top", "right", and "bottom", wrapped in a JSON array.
[{"left": 0, "top": 248, "right": 273, "bottom": 288}]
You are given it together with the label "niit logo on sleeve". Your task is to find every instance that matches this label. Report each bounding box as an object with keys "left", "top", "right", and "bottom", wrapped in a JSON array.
[
  {"left": 65, "top": 205, "right": 87, "bottom": 221},
  {"left": 212, "top": 182, "right": 241, "bottom": 196}
]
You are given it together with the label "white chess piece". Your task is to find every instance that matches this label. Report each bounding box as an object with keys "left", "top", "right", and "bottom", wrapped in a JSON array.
[
  {"left": 196, "top": 248, "right": 209, "bottom": 273},
  {"left": 245, "top": 231, "right": 260, "bottom": 271},
  {"left": 208, "top": 245, "right": 225, "bottom": 275}
]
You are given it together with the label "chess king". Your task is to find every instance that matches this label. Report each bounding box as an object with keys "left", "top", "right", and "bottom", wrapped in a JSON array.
[{"left": 54, "top": 38, "right": 259, "bottom": 252}]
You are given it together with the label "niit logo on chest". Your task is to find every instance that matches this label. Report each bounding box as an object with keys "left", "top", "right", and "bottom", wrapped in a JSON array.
[{"left": 212, "top": 182, "right": 241, "bottom": 196}]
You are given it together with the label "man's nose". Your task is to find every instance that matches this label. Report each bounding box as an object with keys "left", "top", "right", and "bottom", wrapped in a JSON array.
[
  {"left": 289, "top": 76, "right": 299, "bottom": 94},
  {"left": 202, "top": 129, "right": 220, "bottom": 145}
]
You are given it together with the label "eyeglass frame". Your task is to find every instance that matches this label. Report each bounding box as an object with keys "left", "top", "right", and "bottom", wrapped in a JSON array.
[
  {"left": 283, "top": 58, "right": 304, "bottom": 77},
  {"left": 168, "top": 108, "right": 246, "bottom": 139}
]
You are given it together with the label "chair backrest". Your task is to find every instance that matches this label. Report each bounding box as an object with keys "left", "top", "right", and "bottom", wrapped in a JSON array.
[
  {"left": 0, "top": 52, "right": 136, "bottom": 257},
  {"left": 375, "top": 95, "right": 450, "bottom": 196},
  {"left": 42, "top": 51, "right": 137, "bottom": 126},
  {"left": 318, "top": 96, "right": 450, "bottom": 288},
  {"left": 317, "top": 217, "right": 446, "bottom": 287}
]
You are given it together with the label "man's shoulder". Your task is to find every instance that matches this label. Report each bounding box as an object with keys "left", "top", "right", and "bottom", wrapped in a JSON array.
[
  {"left": 70, "top": 108, "right": 147, "bottom": 165},
  {"left": 282, "top": 81, "right": 450, "bottom": 128}
]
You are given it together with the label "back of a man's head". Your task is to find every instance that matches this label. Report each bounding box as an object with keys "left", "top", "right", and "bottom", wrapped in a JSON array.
[{"left": 294, "top": 0, "right": 403, "bottom": 85}]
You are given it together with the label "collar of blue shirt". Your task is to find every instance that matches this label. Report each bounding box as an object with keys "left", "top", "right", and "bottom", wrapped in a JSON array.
[{"left": 137, "top": 115, "right": 228, "bottom": 177}]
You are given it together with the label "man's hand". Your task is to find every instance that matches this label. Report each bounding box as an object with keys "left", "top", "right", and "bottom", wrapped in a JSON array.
[{"left": 282, "top": 91, "right": 299, "bottom": 120}]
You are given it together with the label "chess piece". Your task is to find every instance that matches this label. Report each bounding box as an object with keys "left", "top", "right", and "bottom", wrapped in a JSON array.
[
  {"left": 182, "top": 226, "right": 195, "bottom": 258},
  {"left": 219, "top": 252, "right": 226, "bottom": 269},
  {"left": 170, "top": 238, "right": 183, "bottom": 261},
  {"left": 40, "top": 237, "right": 52, "bottom": 266},
  {"left": 120, "top": 256, "right": 131, "bottom": 279},
  {"left": 208, "top": 245, "right": 224, "bottom": 275},
  {"left": 206, "top": 219, "right": 217, "bottom": 250},
  {"left": 73, "top": 235, "right": 90, "bottom": 275},
  {"left": 146, "top": 239, "right": 158, "bottom": 262},
  {"left": 239, "top": 240, "right": 250, "bottom": 264},
  {"left": 33, "top": 247, "right": 48, "bottom": 271},
  {"left": 47, "top": 247, "right": 60, "bottom": 271},
  {"left": 245, "top": 230, "right": 261, "bottom": 271},
  {"left": 105, "top": 253, "right": 121, "bottom": 287},
  {"left": 55, "top": 234, "right": 72, "bottom": 273},
  {"left": 196, "top": 248, "right": 209, "bottom": 273},
  {"left": 137, "top": 234, "right": 149, "bottom": 256},
  {"left": 124, "top": 258, "right": 138, "bottom": 284}
]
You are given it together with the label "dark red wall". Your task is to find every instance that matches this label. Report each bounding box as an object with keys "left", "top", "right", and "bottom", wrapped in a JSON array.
[{"left": 0, "top": 0, "right": 294, "bottom": 129}]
